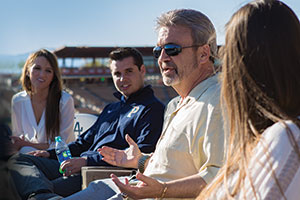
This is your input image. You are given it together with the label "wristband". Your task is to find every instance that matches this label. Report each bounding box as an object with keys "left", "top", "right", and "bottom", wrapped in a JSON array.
[{"left": 138, "top": 154, "right": 150, "bottom": 173}]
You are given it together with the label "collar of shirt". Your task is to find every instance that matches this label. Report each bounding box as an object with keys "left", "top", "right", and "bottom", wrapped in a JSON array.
[
  {"left": 113, "top": 85, "right": 153, "bottom": 103},
  {"left": 176, "top": 74, "right": 220, "bottom": 110}
]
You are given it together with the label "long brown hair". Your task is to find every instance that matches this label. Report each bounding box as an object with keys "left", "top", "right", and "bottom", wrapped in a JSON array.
[
  {"left": 20, "top": 49, "right": 62, "bottom": 142},
  {"left": 198, "top": 0, "right": 300, "bottom": 199}
]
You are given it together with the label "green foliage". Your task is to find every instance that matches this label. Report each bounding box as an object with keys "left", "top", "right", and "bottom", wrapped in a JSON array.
[{"left": 18, "top": 60, "right": 25, "bottom": 69}]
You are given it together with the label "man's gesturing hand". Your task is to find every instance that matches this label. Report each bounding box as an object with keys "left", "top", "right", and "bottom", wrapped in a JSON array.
[{"left": 98, "top": 134, "right": 142, "bottom": 169}]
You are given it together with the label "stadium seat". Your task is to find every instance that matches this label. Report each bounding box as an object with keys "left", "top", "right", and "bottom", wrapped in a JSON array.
[{"left": 73, "top": 113, "right": 98, "bottom": 138}]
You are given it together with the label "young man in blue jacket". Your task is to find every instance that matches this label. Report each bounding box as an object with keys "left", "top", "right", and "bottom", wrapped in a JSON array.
[{"left": 8, "top": 47, "right": 165, "bottom": 199}]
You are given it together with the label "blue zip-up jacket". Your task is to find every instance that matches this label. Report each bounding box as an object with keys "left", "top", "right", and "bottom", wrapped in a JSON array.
[{"left": 48, "top": 85, "right": 165, "bottom": 166}]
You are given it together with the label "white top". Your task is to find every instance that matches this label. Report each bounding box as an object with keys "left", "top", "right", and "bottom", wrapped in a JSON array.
[
  {"left": 211, "top": 120, "right": 300, "bottom": 200},
  {"left": 11, "top": 90, "right": 75, "bottom": 150},
  {"left": 144, "top": 75, "right": 224, "bottom": 200}
]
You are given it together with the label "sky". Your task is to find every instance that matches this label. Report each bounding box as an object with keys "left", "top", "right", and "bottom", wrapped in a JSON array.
[{"left": 0, "top": 0, "right": 299, "bottom": 56}]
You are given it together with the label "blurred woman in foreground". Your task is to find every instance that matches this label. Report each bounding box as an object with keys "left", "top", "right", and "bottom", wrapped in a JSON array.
[{"left": 198, "top": 0, "right": 300, "bottom": 199}]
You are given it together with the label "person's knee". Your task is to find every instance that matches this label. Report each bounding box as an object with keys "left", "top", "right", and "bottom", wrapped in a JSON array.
[
  {"left": 7, "top": 153, "right": 41, "bottom": 173},
  {"left": 88, "top": 180, "right": 103, "bottom": 191},
  {"left": 88, "top": 178, "right": 120, "bottom": 198},
  {"left": 11, "top": 153, "right": 43, "bottom": 164},
  {"left": 8, "top": 153, "right": 28, "bottom": 166}
]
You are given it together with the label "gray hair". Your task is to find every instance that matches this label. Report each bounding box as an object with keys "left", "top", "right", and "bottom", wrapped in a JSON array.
[{"left": 156, "top": 9, "right": 217, "bottom": 62}]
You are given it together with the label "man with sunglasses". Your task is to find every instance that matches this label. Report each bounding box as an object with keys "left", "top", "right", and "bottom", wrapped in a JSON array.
[{"left": 65, "top": 9, "right": 224, "bottom": 200}]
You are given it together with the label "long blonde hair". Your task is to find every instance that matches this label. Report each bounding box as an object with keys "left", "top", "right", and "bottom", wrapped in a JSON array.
[
  {"left": 198, "top": 0, "right": 300, "bottom": 199},
  {"left": 20, "top": 49, "right": 62, "bottom": 141}
]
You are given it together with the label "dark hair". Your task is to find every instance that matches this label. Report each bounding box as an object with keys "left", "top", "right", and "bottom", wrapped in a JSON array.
[
  {"left": 20, "top": 49, "right": 62, "bottom": 141},
  {"left": 109, "top": 47, "right": 144, "bottom": 70}
]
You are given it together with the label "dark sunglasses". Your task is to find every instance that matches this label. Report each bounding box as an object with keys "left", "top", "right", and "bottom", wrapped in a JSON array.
[{"left": 153, "top": 43, "right": 201, "bottom": 59}]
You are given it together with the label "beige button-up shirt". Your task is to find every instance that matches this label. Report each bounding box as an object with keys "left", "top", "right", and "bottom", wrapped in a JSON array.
[{"left": 144, "top": 75, "right": 224, "bottom": 186}]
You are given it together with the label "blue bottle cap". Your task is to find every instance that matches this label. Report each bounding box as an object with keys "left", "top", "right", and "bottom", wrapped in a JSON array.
[{"left": 55, "top": 136, "right": 62, "bottom": 142}]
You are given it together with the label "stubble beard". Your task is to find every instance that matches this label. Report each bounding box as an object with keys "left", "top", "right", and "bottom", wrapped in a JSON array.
[
  {"left": 162, "top": 74, "right": 180, "bottom": 86},
  {"left": 160, "top": 62, "right": 181, "bottom": 87}
]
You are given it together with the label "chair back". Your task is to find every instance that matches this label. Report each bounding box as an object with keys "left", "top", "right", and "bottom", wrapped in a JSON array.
[{"left": 74, "top": 113, "right": 98, "bottom": 138}]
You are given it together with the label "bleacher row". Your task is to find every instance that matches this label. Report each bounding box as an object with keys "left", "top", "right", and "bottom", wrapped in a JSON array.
[
  {"left": 66, "top": 83, "right": 177, "bottom": 115},
  {"left": 1, "top": 80, "right": 178, "bottom": 124},
  {"left": 61, "top": 66, "right": 161, "bottom": 77}
]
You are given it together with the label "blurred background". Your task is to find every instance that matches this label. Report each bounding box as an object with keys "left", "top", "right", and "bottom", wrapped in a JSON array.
[{"left": 1, "top": 0, "right": 299, "bottom": 127}]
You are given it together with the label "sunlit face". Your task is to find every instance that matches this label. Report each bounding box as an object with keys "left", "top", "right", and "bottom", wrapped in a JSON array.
[
  {"left": 157, "top": 25, "right": 199, "bottom": 87},
  {"left": 28, "top": 56, "right": 54, "bottom": 92},
  {"left": 110, "top": 56, "right": 145, "bottom": 98}
]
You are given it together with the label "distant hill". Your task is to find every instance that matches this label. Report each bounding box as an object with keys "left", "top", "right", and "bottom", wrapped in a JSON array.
[{"left": 0, "top": 53, "right": 29, "bottom": 74}]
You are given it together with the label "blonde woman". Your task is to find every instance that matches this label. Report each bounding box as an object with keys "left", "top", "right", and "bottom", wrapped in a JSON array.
[
  {"left": 197, "top": 0, "right": 300, "bottom": 199},
  {"left": 11, "top": 49, "right": 75, "bottom": 153}
]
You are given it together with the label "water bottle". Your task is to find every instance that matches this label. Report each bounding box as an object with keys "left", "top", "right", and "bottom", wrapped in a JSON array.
[{"left": 55, "top": 136, "right": 72, "bottom": 174}]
